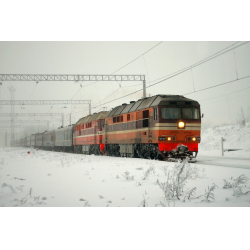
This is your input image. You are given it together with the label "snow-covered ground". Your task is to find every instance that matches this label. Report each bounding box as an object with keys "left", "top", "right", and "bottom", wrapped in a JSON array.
[
  {"left": 199, "top": 122, "right": 250, "bottom": 158},
  {"left": 1, "top": 146, "right": 250, "bottom": 207},
  {"left": 1, "top": 122, "right": 250, "bottom": 207}
]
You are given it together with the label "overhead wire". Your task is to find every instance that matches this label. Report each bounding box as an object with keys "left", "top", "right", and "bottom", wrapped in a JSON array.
[
  {"left": 90, "top": 41, "right": 247, "bottom": 109},
  {"left": 29, "top": 82, "right": 38, "bottom": 99},
  {"left": 184, "top": 75, "right": 250, "bottom": 96},
  {"left": 147, "top": 41, "right": 243, "bottom": 86},
  {"left": 198, "top": 85, "right": 250, "bottom": 103},
  {"left": 70, "top": 72, "right": 250, "bottom": 116},
  {"left": 110, "top": 41, "right": 163, "bottom": 75},
  {"left": 81, "top": 41, "right": 163, "bottom": 107},
  {"left": 147, "top": 41, "right": 249, "bottom": 90},
  {"left": 201, "top": 91, "right": 250, "bottom": 106}
]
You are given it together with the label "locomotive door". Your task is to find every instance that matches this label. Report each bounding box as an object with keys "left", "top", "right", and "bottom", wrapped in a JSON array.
[
  {"left": 104, "top": 120, "right": 108, "bottom": 144},
  {"left": 148, "top": 110, "right": 152, "bottom": 143},
  {"left": 94, "top": 122, "right": 97, "bottom": 144}
]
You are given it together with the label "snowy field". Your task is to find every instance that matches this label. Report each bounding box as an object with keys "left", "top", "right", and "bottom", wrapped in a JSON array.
[
  {"left": 199, "top": 122, "right": 250, "bottom": 158},
  {"left": 1, "top": 144, "right": 250, "bottom": 207}
]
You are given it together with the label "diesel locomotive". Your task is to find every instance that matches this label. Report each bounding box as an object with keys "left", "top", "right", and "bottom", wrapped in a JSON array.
[{"left": 12, "top": 94, "right": 202, "bottom": 161}]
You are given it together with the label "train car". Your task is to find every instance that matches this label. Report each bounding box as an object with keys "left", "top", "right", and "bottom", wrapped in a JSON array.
[
  {"left": 73, "top": 111, "right": 108, "bottom": 154},
  {"left": 54, "top": 125, "right": 74, "bottom": 152},
  {"left": 43, "top": 130, "right": 55, "bottom": 150},
  {"left": 20, "top": 138, "right": 26, "bottom": 147},
  {"left": 14, "top": 95, "right": 201, "bottom": 162},
  {"left": 35, "top": 132, "right": 45, "bottom": 148},
  {"left": 103, "top": 95, "right": 201, "bottom": 161},
  {"left": 26, "top": 136, "right": 31, "bottom": 147},
  {"left": 31, "top": 134, "right": 36, "bottom": 148}
]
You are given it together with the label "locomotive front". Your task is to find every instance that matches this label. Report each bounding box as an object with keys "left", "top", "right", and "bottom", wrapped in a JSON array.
[{"left": 155, "top": 96, "right": 201, "bottom": 161}]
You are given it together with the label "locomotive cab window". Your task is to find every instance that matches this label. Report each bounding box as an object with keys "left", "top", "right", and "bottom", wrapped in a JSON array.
[
  {"left": 161, "top": 108, "right": 181, "bottom": 119},
  {"left": 182, "top": 108, "right": 200, "bottom": 119}
]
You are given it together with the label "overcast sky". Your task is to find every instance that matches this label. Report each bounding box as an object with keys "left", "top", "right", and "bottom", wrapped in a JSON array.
[{"left": 0, "top": 41, "right": 250, "bottom": 138}]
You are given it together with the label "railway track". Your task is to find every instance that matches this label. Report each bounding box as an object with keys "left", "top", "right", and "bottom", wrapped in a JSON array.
[{"left": 196, "top": 155, "right": 250, "bottom": 169}]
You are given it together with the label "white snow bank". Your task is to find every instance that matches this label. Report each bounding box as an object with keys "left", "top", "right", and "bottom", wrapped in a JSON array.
[
  {"left": 1, "top": 147, "right": 250, "bottom": 207},
  {"left": 199, "top": 122, "right": 250, "bottom": 158}
]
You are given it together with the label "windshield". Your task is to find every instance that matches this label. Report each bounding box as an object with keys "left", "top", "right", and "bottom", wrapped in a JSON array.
[
  {"left": 182, "top": 108, "right": 200, "bottom": 119},
  {"left": 161, "top": 108, "right": 181, "bottom": 119},
  {"left": 161, "top": 107, "right": 200, "bottom": 120}
]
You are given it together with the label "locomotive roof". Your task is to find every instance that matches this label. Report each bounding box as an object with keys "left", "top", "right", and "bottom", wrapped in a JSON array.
[
  {"left": 106, "top": 95, "right": 200, "bottom": 117},
  {"left": 75, "top": 111, "right": 109, "bottom": 125}
]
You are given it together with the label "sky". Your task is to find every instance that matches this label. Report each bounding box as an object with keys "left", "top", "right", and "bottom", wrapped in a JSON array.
[{"left": 0, "top": 41, "right": 250, "bottom": 140}]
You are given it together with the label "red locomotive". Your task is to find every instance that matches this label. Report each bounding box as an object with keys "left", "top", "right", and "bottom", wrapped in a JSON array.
[
  {"left": 73, "top": 111, "right": 108, "bottom": 155},
  {"left": 73, "top": 94, "right": 201, "bottom": 161}
]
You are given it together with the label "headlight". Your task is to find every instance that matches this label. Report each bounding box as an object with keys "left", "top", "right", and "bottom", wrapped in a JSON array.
[
  {"left": 167, "top": 137, "right": 171, "bottom": 141},
  {"left": 192, "top": 137, "right": 196, "bottom": 141},
  {"left": 178, "top": 121, "right": 185, "bottom": 129}
]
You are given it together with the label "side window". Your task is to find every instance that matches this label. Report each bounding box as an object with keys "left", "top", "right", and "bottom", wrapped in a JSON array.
[
  {"left": 127, "top": 114, "right": 130, "bottom": 121},
  {"left": 154, "top": 108, "right": 158, "bottom": 120},
  {"left": 133, "top": 122, "right": 135, "bottom": 128}
]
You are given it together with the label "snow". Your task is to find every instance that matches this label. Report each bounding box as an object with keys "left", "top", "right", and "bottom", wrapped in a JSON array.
[
  {"left": 1, "top": 145, "right": 250, "bottom": 207},
  {"left": 199, "top": 121, "right": 250, "bottom": 158},
  {"left": 1, "top": 122, "right": 250, "bottom": 207}
]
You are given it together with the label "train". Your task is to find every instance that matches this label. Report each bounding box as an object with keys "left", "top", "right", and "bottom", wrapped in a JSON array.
[{"left": 12, "top": 94, "right": 202, "bottom": 161}]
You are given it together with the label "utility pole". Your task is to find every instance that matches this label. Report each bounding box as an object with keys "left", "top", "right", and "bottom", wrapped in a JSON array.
[
  {"left": 143, "top": 80, "right": 146, "bottom": 98},
  {"left": 62, "top": 114, "right": 64, "bottom": 127},
  {"left": 221, "top": 137, "right": 226, "bottom": 156},
  {"left": 8, "top": 86, "right": 16, "bottom": 146},
  {"left": 69, "top": 113, "right": 71, "bottom": 125}
]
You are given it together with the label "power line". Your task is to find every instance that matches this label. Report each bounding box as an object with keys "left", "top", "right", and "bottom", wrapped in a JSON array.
[
  {"left": 201, "top": 91, "right": 250, "bottom": 106},
  {"left": 147, "top": 42, "right": 249, "bottom": 90},
  {"left": 90, "top": 41, "right": 247, "bottom": 110},
  {"left": 184, "top": 75, "right": 250, "bottom": 96},
  {"left": 2, "top": 85, "right": 10, "bottom": 98},
  {"left": 29, "top": 82, "right": 39, "bottom": 99},
  {"left": 111, "top": 41, "right": 163, "bottom": 75},
  {"left": 198, "top": 85, "right": 250, "bottom": 103},
  {"left": 80, "top": 42, "right": 163, "bottom": 104},
  {"left": 71, "top": 86, "right": 82, "bottom": 100},
  {"left": 147, "top": 41, "right": 242, "bottom": 86},
  {"left": 61, "top": 42, "right": 250, "bottom": 116},
  {"left": 70, "top": 73, "right": 250, "bottom": 116}
]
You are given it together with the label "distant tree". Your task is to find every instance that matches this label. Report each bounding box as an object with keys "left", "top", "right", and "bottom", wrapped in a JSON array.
[{"left": 236, "top": 107, "right": 246, "bottom": 126}]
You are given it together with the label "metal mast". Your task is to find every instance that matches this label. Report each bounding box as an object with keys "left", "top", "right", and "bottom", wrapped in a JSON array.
[{"left": 0, "top": 74, "right": 146, "bottom": 98}]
